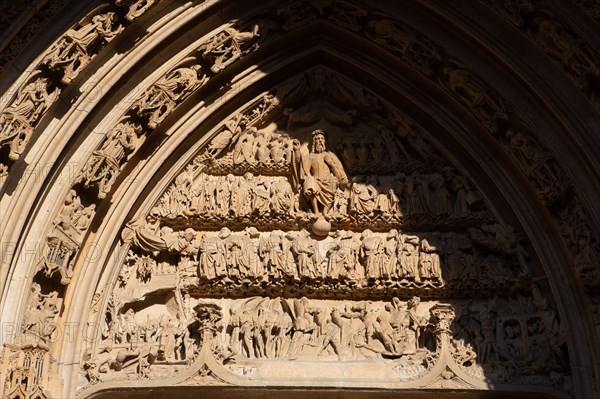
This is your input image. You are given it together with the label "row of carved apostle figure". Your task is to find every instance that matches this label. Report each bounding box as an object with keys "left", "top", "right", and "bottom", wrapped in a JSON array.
[
  {"left": 231, "top": 127, "right": 294, "bottom": 166},
  {"left": 154, "top": 168, "right": 478, "bottom": 220},
  {"left": 229, "top": 125, "right": 407, "bottom": 170},
  {"left": 195, "top": 227, "right": 478, "bottom": 284}
]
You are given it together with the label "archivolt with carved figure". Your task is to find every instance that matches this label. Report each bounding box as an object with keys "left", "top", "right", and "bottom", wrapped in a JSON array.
[{"left": 3, "top": 0, "right": 599, "bottom": 398}]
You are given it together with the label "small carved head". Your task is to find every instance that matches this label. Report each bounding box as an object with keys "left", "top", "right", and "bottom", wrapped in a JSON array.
[
  {"left": 218, "top": 227, "right": 231, "bottom": 239},
  {"left": 311, "top": 129, "right": 327, "bottom": 153},
  {"left": 407, "top": 296, "right": 420, "bottom": 309},
  {"left": 184, "top": 228, "right": 196, "bottom": 240},
  {"left": 245, "top": 226, "right": 260, "bottom": 238}
]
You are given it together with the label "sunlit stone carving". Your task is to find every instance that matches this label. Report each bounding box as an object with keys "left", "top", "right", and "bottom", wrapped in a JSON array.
[
  {"left": 83, "top": 67, "right": 568, "bottom": 394},
  {"left": 42, "top": 12, "right": 122, "bottom": 84},
  {"left": 0, "top": 77, "right": 59, "bottom": 160}
]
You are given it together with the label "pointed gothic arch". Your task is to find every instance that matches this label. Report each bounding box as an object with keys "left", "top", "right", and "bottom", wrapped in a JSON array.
[{"left": 1, "top": 1, "right": 599, "bottom": 398}]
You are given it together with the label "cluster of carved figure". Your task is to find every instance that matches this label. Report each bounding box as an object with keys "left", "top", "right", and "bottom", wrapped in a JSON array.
[
  {"left": 206, "top": 127, "right": 294, "bottom": 174},
  {"left": 1, "top": 1, "right": 593, "bottom": 395},
  {"left": 197, "top": 228, "right": 446, "bottom": 285},
  {"left": 0, "top": 77, "right": 59, "bottom": 160},
  {"left": 35, "top": 190, "right": 96, "bottom": 284},
  {"left": 335, "top": 125, "right": 423, "bottom": 175},
  {"left": 85, "top": 298, "right": 228, "bottom": 384},
  {"left": 84, "top": 304, "right": 210, "bottom": 383},
  {"left": 450, "top": 292, "right": 566, "bottom": 387},
  {"left": 204, "top": 123, "right": 419, "bottom": 177},
  {"left": 77, "top": 121, "right": 143, "bottom": 199},
  {"left": 85, "top": 296, "right": 442, "bottom": 383},
  {"left": 42, "top": 12, "right": 123, "bottom": 84},
  {"left": 20, "top": 283, "right": 62, "bottom": 344},
  {"left": 121, "top": 219, "right": 521, "bottom": 293},
  {"left": 52, "top": 189, "right": 96, "bottom": 241},
  {"left": 0, "top": 11, "right": 265, "bottom": 186},
  {"left": 483, "top": 0, "right": 600, "bottom": 99},
  {"left": 83, "top": 290, "right": 566, "bottom": 389},
  {"left": 154, "top": 169, "right": 481, "bottom": 225},
  {"left": 154, "top": 174, "right": 295, "bottom": 219},
  {"left": 225, "top": 296, "right": 429, "bottom": 361},
  {"left": 0, "top": 5, "right": 131, "bottom": 171}
]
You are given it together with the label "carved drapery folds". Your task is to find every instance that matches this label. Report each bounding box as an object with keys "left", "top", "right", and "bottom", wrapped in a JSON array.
[
  {"left": 198, "top": 23, "right": 262, "bottom": 74},
  {"left": 21, "top": 284, "right": 62, "bottom": 345},
  {"left": 132, "top": 65, "right": 207, "bottom": 129},
  {"left": 77, "top": 121, "right": 143, "bottom": 199},
  {"left": 0, "top": 77, "right": 59, "bottom": 160},
  {"left": 42, "top": 11, "right": 123, "bottom": 84}
]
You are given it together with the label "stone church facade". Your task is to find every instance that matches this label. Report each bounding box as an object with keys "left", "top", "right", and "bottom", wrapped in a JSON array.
[{"left": 0, "top": 1, "right": 599, "bottom": 398}]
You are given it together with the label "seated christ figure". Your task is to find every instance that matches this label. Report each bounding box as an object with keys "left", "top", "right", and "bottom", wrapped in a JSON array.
[{"left": 300, "top": 129, "right": 349, "bottom": 219}]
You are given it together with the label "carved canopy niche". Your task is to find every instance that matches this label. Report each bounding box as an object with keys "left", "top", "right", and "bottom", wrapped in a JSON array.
[{"left": 1, "top": 1, "right": 599, "bottom": 399}]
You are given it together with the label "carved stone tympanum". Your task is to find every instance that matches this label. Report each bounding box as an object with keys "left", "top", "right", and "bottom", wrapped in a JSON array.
[{"left": 81, "top": 66, "right": 569, "bottom": 396}]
